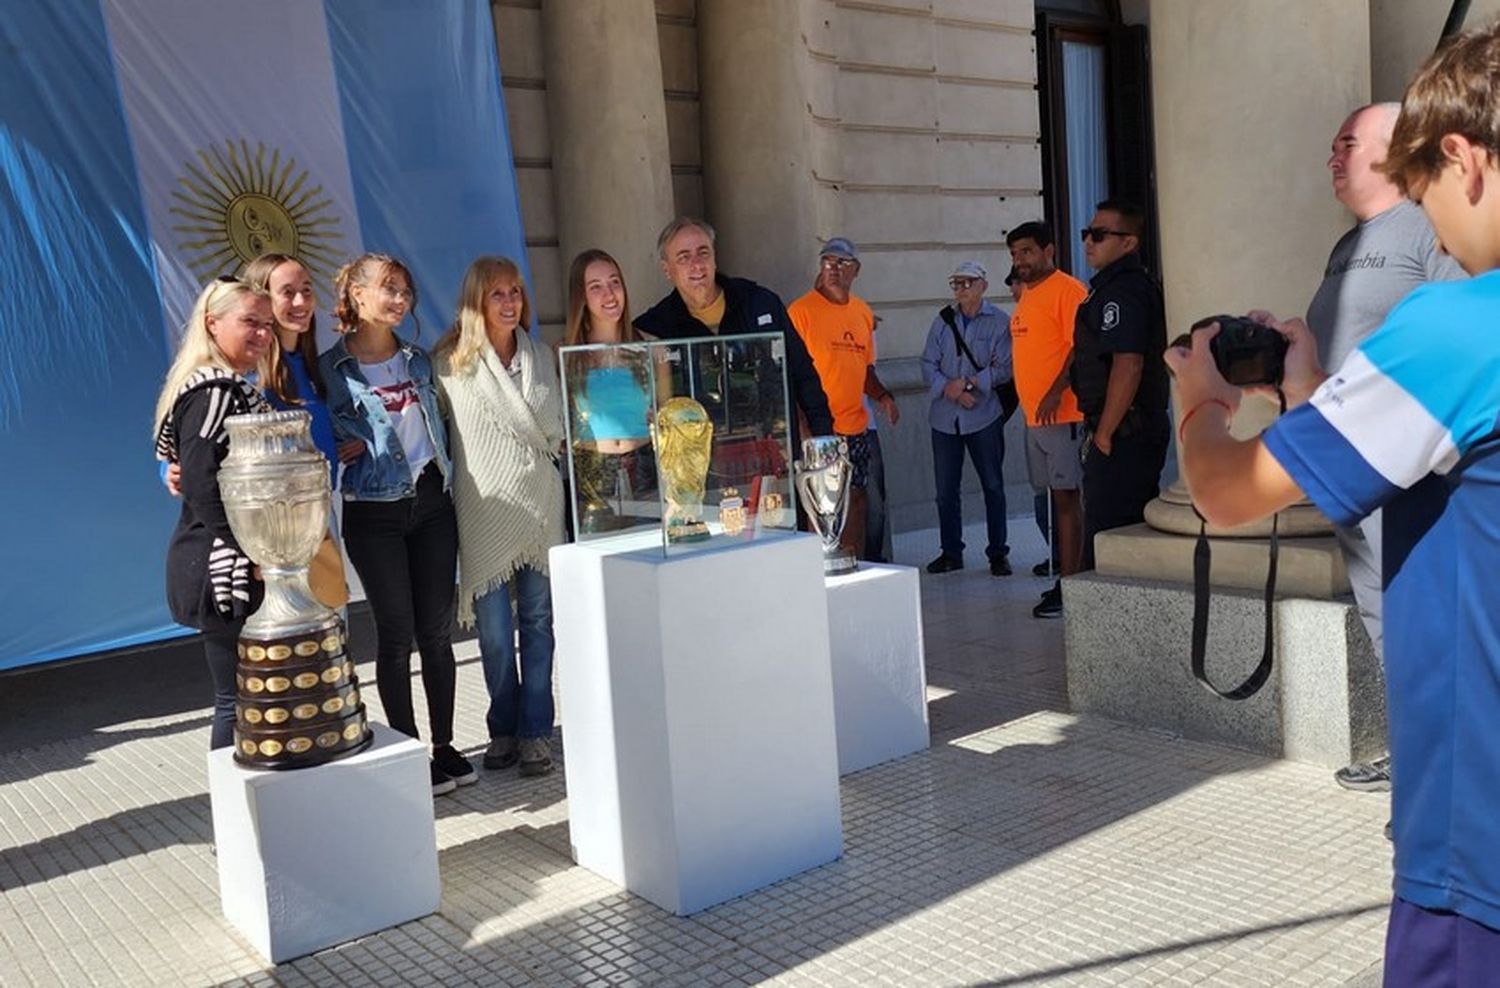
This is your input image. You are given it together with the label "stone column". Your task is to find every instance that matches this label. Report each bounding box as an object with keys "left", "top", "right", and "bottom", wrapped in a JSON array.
[
  {"left": 541, "top": 0, "right": 676, "bottom": 313},
  {"left": 696, "top": 0, "right": 821, "bottom": 299},
  {"left": 1136, "top": 0, "right": 1369, "bottom": 543}
]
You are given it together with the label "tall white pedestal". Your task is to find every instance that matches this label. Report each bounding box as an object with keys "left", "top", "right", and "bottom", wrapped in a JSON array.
[
  {"left": 208, "top": 724, "right": 440, "bottom": 963},
  {"left": 825, "top": 564, "right": 929, "bottom": 774},
  {"left": 551, "top": 532, "right": 843, "bottom": 916}
]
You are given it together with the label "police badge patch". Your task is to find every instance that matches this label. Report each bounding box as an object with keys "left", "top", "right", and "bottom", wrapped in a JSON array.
[{"left": 1102, "top": 301, "right": 1120, "bottom": 331}]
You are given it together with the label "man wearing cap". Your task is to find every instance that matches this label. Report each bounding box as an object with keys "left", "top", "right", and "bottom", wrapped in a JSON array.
[
  {"left": 919, "top": 261, "right": 1013, "bottom": 575},
  {"left": 789, "top": 237, "right": 899, "bottom": 561}
]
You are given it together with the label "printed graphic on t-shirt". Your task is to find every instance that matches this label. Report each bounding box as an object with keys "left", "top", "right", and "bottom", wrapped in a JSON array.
[{"left": 371, "top": 379, "right": 420, "bottom": 416}]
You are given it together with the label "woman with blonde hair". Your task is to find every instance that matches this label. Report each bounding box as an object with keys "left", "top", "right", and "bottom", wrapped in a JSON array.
[
  {"left": 153, "top": 277, "right": 275, "bottom": 749},
  {"left": 434, "top": 256, "right": 564, "bottom": 777},
  {"left": 319, "top": 252, "right": 473, "bottom": 796}
]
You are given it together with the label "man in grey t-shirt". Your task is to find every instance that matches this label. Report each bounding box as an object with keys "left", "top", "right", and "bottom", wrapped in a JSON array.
[{"left": 1306, "top": 103, "right": 1464, "bottom": 794}]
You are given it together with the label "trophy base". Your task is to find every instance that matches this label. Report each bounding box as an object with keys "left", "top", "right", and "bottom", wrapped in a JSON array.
[
  {"left": 666, "top": 520, "right": 712, "bottom": 543},
  {"left": 233, "top": 617, "right": 373, "bottom": 771},
  {"left": 823, "top": 550, "right": 858, "bottom": 576}
]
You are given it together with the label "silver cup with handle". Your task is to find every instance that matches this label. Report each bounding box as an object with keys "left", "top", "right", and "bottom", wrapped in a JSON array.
[{"left": 795, "top": 435, "right": 857, "bottom": 575}]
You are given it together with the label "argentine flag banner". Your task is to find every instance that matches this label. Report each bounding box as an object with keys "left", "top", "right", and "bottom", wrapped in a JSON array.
[{"left": 0, "top": 0, "right": 528, "bottom": 669}]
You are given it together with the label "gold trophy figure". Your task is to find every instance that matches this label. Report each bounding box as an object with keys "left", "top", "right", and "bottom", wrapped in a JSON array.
[{"left": 653, "top": 397, "right": 714, "bottom": 543}]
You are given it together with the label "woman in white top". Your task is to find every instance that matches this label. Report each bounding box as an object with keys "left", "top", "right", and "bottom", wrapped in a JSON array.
[
  {"left": 318, "top": 253, "right": 475, "bottom": 796},
  {"left": 433, "top": 257, "right": 565, "bottom": 778}
]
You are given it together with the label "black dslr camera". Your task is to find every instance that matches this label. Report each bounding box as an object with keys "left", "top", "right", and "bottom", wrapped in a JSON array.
[{"left": 1172, "top": 315, "right": 1289, "bottom": 387}]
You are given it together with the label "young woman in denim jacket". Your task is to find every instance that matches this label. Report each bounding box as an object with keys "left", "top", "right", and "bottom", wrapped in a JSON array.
[{"left": 319, "top": 253, "right": 475, "bottom": 796}]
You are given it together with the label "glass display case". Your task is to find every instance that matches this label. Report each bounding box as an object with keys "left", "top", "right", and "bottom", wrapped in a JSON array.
[{"left": 559, "top": 332, "right": 797, "bottom": 556}]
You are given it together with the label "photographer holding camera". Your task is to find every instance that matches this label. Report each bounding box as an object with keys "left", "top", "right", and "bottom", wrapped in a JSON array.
[
  {"left": 1071, "top": 199, "right": 1171, "bottom": 571},
  {"left": 1170, "top": 23, "right": 1500, "bottom": 976}
]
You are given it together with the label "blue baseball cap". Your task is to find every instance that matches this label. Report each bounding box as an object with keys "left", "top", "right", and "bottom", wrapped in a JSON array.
[
  {"left": 951, "top": 260, "right": 987, "bottom": 281},
  {"left": 819, "top": 237, "right": 859, "bottom": 260}
]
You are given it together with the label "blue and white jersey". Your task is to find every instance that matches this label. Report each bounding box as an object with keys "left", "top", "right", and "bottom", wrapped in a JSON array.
[{"left": 1264, "top": 269, "right": 1500, "bottom": 930}]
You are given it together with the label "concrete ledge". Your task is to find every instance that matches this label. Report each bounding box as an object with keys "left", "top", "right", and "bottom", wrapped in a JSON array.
[
  {"left": 1095, "top": 523, "right": 1351, "bottom": 598},
  {"left": 1063, "top": 573, "right": 1384, "bottom": 767}
]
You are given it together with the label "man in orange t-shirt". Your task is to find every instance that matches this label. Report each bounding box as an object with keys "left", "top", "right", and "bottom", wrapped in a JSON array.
[
  {"left": 789, "top": 237, "right": 899, "bottom": 560},
  {"left": 1007, "top": 221, "right": 1087, "bottom": 618}
]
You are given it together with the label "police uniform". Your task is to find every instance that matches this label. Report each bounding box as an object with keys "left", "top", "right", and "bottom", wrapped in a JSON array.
[{"left": 1070, "top": 252, "right": 1170, "bottom": 569}]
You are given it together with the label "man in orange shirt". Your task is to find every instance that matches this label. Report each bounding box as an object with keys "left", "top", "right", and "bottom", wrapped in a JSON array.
[
  {"left": 1007, "top": 221, "right": 1087, "bottom": 618},
  {"left": 789, "top": 237, "right": 899, "bottom": 560}
]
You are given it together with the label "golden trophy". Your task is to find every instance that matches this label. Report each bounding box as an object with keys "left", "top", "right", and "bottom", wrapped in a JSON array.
[{"left": 653, "top": 396, "right": 714, "bottom": 543}]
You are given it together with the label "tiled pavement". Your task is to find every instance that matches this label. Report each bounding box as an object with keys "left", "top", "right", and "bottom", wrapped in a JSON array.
[{"left": 0, "top": 522, "right": 1392, "bottom": 986}]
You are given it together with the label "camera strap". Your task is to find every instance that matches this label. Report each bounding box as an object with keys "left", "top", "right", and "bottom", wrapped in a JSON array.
[
  {"left": 1188, "top": 388, "right": 1286, "bottom": 701},
  {"left": 1190, "top": 510, "right": 1278, "bottom": 700},
  {"left": 940, "top": 306, "right": 985, "bottom": 374}
]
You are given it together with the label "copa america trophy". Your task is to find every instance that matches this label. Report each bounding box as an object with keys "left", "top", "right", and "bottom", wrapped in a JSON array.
[
  {"left": 795, "top": 435, "right": 857, "bottom": 575},
  {"left": 218, "top": 410, "right": 371, "bottom": 769}
]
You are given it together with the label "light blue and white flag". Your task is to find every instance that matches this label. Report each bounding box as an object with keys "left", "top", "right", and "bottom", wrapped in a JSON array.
[{"left": 0, "top": 0, "right": 529, "bottom": 668}]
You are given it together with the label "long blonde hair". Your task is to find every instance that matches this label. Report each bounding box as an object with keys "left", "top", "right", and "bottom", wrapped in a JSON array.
[
  {"left": 434, "top": 256, "right": 531, "bottom": 373},
  {"left": 563, "top": 248, "right": 635, "bottom": 346},
  {"left": 152, "top": 278, "right": 271, "bottom": 437}
]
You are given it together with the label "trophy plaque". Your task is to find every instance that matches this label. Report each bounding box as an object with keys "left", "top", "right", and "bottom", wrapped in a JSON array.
[
  {"left": 795, "top": 435, "right": 857, "bottom": 575},
  {"left": 218, "top": 410, "right": 372, "bottom": 769},
  {"left": 654, "top": 396, "right": 714, "bottom": 543}
]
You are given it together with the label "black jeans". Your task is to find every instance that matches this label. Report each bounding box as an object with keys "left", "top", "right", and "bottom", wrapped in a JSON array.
[
  {"left": 204, "top": 626, "right": 241, "bottom": 750},
  {"left": 342, "top": 465, "right": 459, "bottom": 747},
  {"left": 1081, "top": 422, "right": 1168, "bottom": 570}
]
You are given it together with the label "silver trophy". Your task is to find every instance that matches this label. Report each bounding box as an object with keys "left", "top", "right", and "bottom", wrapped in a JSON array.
[
  {"left": 795, "top": 435, "right": 857, "bottom": 575},
  {"left": 218, "top": 410, "right": 371, "bottom": 769}
]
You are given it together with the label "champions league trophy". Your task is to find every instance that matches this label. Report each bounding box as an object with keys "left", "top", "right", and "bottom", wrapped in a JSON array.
[
  {"left": 654, "top": 396, "right": 714, "bottom": 543},
  {"left": 796, "top": 435, "right": 857, "bottom": 575},
  {"left": 218, "top": 411, "right": 371, "bottom": 769}
]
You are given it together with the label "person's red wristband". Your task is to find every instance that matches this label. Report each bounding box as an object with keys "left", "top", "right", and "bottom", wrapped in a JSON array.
[{"left": 1178, "top": 398, "right": 1233, "bottom": 445}]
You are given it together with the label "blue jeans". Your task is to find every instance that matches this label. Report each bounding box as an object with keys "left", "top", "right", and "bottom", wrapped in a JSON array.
[
  {"left": 473, "top": 566, "right": 556, "bottom": 741},
  {"left": 932, "top": 417, "right": 1009, "bottom": 559}
]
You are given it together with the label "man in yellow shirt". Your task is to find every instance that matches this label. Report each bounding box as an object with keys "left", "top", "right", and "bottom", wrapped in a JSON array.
[
  {"left": 1007, "top": 221, "right": 1087, "bottom": 618},
  {"left": 788, "top": 237, "right": 899, "bottom": 560}
]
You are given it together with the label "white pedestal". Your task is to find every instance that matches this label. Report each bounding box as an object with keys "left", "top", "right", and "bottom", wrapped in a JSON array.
[
  {"left": 825, "top": 564, "right": 930, "bottom": 774},
  {"left": 208, "top": 724, "right": 440, "bottom": 963},
  {"left": 551, "top": 531, "right": 843, "bottom": 916}
]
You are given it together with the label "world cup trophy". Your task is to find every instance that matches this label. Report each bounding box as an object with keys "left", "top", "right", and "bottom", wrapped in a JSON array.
[
  {"left": 796, "top": 435, "right": 857, "bottom": 575},
  {"left": 218, "top": 410, "right": 371, "bottom": 769},
  {"left": 653, "top": 396, "right": 714, "bottom": 543}
]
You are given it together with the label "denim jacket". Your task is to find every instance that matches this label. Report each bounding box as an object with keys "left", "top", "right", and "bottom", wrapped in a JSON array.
[{"left": 320, "top": 335, "right": 452, "bottom": 501}]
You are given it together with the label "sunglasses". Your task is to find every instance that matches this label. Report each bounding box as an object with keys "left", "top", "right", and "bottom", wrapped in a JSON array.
[
  {"left": 820, "top": 256, "right": 858, "bottom": 269},
  {"left": 1081, "top": 227, "right": 1131, "bottom": 244},
  {"left": 949, "top": 277, "right": 979, "bottom": 290}
]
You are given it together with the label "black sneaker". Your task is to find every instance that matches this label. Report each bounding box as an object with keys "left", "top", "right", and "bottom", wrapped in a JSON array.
[
  {"left": 989, "top": 554, "right": 1012, "bottom": 577},
  {"left": 1334, "top": 754, "right": 1391, "bottom": 792},
  {"left": 1032, "top": 560, "right": 1057, "bottom": 577},
  {"left": 1032, "top": 585, "right": 1063, "bottom": 619},
  {"left": 431, "top": 761, "right": 457, "bottom": 797},
  {"left": 433, "top": 745, "right": 477, "bottom": 787},
  {"left": 926, "top": 553, "right": 963, "bottom": 574}
]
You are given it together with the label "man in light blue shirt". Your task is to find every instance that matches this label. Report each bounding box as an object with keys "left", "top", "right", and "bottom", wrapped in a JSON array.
[{"left": 919, "top": 261, "right": 1013, "bottom": 575}]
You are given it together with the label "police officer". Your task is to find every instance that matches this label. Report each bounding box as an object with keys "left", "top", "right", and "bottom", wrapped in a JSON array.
[{"left": 1071, "top": 198, "right": 1170, "bottom": 570}]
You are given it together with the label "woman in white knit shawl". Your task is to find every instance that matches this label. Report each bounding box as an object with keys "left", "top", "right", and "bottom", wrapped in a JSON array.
[{"left": 433, "top": 256, "right": 565, "bottom": 777}]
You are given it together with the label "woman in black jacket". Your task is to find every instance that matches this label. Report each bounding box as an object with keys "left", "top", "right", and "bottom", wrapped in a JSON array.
[{"left": 152, "top": 277, "right": 275, "bottom": 749}]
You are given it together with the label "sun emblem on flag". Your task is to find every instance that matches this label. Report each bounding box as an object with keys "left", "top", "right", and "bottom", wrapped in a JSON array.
[{"left": 170, "top": 140, "right": 344, "bottom": 283}]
